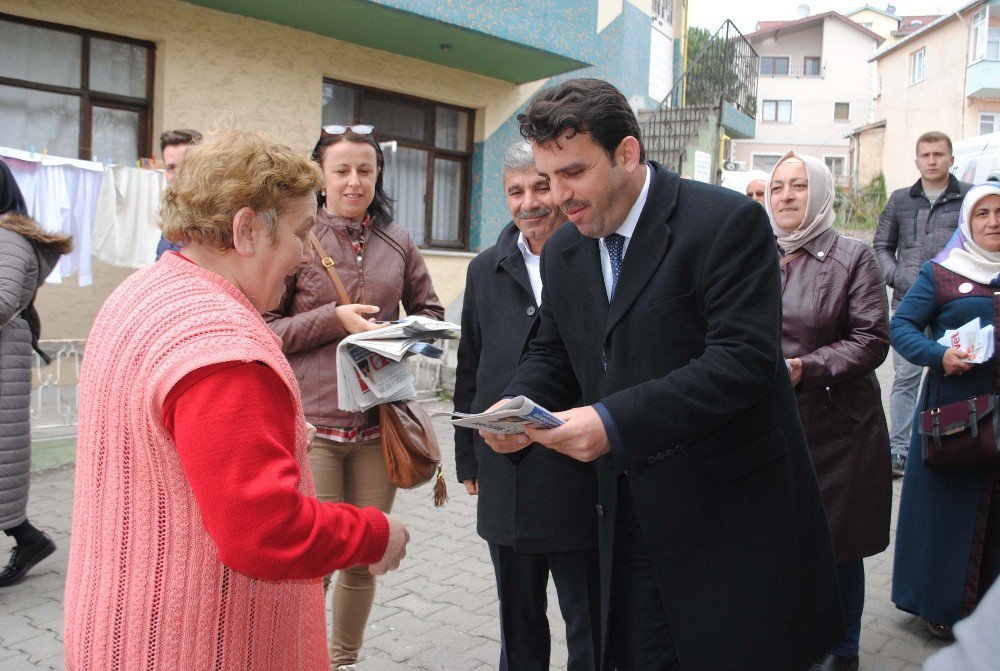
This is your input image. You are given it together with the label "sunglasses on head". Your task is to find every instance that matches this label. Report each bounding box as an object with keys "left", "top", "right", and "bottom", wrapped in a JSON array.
[{"left": 322, "top": 124, "right": 374, "bottom": 135}]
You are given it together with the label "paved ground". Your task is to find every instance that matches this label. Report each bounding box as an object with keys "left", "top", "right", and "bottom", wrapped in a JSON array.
[{"left": 0, "top": 363, "right": 951, "bottom": 670}]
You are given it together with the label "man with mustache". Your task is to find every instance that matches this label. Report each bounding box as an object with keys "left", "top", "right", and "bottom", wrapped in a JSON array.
[
  {"left": 481, "top": 79, "right": 842, "bottom": 670},
  {"left": 454, "top": 142, "right": 600, "bottom": 671}
]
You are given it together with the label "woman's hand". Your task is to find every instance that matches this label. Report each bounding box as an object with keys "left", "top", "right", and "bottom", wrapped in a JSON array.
[
  {"left": 942, "top": 346, "right": 974, "bottom": 376},
  {"left": 369, "top": 513, "right": 409, "bottom": 576},
  {"left": 305, "top": 422, "right": 317, "bottom": 452},
  {"left": 787, "top": 358, "right": 803, "bottom": 387},
  {"left": 335, "top": 303, "right": 385, "bottom": 334}
]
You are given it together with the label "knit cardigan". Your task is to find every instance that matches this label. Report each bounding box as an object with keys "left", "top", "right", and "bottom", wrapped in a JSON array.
[{"left": 65, "top": 254, "right": 330, "bottom": 670}]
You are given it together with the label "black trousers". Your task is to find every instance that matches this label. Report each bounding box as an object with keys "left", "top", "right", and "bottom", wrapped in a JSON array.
[
  {"left": 488, "top": 542, "right": 600, "bottom": 671},
  {"left": 608, "top": 477, "right": 679, "bottom": 671}
]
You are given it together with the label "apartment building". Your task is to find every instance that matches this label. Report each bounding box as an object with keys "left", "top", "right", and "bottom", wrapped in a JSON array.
[
  {"left": 859, "top": 0, "right": 1000, "bottom": 190},
  {"left": 732, "top": 11, "right": 883, "bottom": 187}
]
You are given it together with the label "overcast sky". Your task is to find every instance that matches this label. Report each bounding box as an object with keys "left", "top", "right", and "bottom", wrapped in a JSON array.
[{"left": 688, "top": 0, "right": 970, "bottom": 34}]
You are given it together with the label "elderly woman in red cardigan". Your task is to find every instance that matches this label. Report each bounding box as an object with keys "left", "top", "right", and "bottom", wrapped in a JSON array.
[{"left": 64, "top": 129, "right": 408, "bottom": 671}]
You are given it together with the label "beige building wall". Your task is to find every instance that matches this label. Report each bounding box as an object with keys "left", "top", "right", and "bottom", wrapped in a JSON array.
[
  {"left": 734, "top": 141, "right": 850, "bottom": 167},
  {"left": 2, "top": 0, "right": 555, "bottom": 337},
  {"left": 847, "top": 9, "right": 899, "bottom": 40},
  {"left": 734, "top": 18, "right": 879, "bottom": 182},
  {"left": 856, "top": 126, "right": 887, "bottom": 188},
  {"left": 874, "top": 10, "right": 1000, "bottom": 191}
]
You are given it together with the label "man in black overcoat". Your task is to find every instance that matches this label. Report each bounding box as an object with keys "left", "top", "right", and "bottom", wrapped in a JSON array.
[
  {"left": 482, "top": 78, "right": 843, "bottom": 671},
  {"left": 454, "top": 142, "right": 599, "bottom": 670}
]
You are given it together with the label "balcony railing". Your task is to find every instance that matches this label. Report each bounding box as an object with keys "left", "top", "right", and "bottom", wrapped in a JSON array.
[
  {"left": 760, "top": 65, "right": 823, "bottom": 78},
  {"left": 644, "top": 20, "right": 758, "bottom": 170}
]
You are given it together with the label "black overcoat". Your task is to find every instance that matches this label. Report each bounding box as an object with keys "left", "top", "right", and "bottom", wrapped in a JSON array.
[
  {"left": 504, "top": 163, "right": 843, "bottom": 671},
  {"left": 454, "top": 221, "right": 597, "bottom": 553}
]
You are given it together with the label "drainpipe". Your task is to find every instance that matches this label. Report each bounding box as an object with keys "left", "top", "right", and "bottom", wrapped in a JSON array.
[{"left": 681, "top": 0, "right": 689, "bottom": 106}]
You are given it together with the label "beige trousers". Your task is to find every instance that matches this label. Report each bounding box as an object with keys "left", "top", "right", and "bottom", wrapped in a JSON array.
[{"left": 308, "top": 436, "right": 396, "bottom": 667}]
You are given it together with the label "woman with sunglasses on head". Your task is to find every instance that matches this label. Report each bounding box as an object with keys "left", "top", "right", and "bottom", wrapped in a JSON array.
[{"left": 266, "top": 124, "right": 443, "bottom": 670}]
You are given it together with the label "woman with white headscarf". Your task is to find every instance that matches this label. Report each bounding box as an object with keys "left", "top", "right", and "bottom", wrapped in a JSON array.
[
  {"left": 890, "top": 183, "right": 1000, "bottom": 642},
  {"left": 768, "top": 151, "right": 892, "bottom": 671}
]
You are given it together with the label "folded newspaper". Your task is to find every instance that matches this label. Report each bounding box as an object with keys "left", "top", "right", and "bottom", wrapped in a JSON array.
[
  {"left": 936, "top": 317, "right": 995, "bottom": 364},
  {"left": 442, "top": 396, "right": 565, "bottom": 434},
  {"left": 337, "top": 316, "right": 460, "bottom": 412}
]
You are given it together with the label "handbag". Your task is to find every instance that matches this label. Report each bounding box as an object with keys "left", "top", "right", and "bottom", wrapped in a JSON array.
[
  {"left": 919, "top": 393, "right": 1000, "bottom": 472},
  {"left": 309, "top": 232, "right": 448, "bottom": 506},
  {"left": 379, "top": 400, "right": 448, "bottom": 506}
]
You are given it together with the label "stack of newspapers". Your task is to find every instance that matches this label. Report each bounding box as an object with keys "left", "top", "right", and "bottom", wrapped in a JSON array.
[
  {"left": 337, "top": 315, "right": 460, "bottom": 412},
  {"left": 936, "top": 317, "right": 995, "bottom": 364}
]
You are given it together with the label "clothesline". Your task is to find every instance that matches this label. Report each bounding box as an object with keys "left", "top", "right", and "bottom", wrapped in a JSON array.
[{"left": 1, "top": 146, "right": 168, "bottom": 286}]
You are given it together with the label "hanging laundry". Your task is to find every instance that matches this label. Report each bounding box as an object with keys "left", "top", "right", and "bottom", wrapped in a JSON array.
[
  {"left": 1, "top": 148, "right": 103, "bottom": 286},
  {"left": 91, "top": 165, "right": 166, "bottom": 269}
]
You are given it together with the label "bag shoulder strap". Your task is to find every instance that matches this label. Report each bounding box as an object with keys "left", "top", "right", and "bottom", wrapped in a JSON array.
[
  {"left": 309, "top": 230, "right": 351, "bottom": 305},
  {"left": 779, "top": 250, "right": 805, "bottom": 268}
]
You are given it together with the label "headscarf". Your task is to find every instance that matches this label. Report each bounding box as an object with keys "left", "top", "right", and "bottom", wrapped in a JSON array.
[
  {"left": 765, "top": 150, "right": 836, "bottom": 254},
  {"left": 932, "top": 183, "right": 1000, "bottom": 285},
  {"left": 0, "top": 159, "right": 27, "bottom": 216}
]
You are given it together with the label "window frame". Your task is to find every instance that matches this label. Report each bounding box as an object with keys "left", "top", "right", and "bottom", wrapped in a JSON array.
[
  {"left": 751, "top": 153, "right": 782, "bottom": 173},
  {"left": 761, "top": 99, "right": 792, "bottom": 123},
  {"left": 910, "top": 47, "right": 925, "bottom": 85},
  {"left": 981, "top": 112, "right": 1000, "bottom": 136},
  {"left": 323, "top": 78, "right": 475, "bottom": 250},
  {"left": 833, "top": 102, "right": 851, "bottom": 122},
  {"left": 988, "top": 27, "right": 1000, "bottom": 61},
  {"left": 760, "top": 56, "right": 790, "bottom": 76},
  {"left": 824, "top": 155, "right": 846, "bottom": 177},
  {"left": 972, "top": 8, "right": 987, "bottom": 62},
  {"left": 0, "top": 12, "right": 154, "bottom": 161},
  {"left": 803, "top": 56, "right": 822, "bottom": 77}
]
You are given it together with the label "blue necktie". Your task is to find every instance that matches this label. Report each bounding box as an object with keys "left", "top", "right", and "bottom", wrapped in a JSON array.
[{"left": 605, "top": 233, "right": 625, "bottom": 298}]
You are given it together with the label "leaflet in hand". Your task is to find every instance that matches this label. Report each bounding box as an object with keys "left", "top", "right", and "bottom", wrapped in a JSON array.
[
  {"left": 337, "top": 316, "right": 460, "bottom": 412},
  {"left": 936, "top": 317, "right": 995, "bottom": 364},
  {"left": 441, "top": 396, "right": 565, "bottom": 434}
]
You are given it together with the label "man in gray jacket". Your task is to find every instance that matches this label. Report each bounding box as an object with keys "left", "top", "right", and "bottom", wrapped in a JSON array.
[{"left": 873, "top": 131, "right": 971, "bottom": 475}]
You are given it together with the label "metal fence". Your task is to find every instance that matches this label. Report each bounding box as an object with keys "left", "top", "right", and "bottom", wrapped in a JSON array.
[
  {"left": 645, "top": 20, "right": 758, "bottom": 171},
  {"left": 31, "top": 340, "right": 84, "bottom": 429},
  {"left": 29, "top": 339, "right": 451, "bottom": 431}
]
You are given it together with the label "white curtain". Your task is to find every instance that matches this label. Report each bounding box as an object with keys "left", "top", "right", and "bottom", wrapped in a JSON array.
[
  {"left": 92, "top": 107, "right": 139, "bottom": 165},
  {"left": 89, "top": 38, "right": 147, "bottom": 98},
  {"left": 432, "top": 159, "right": 461, "bottom": 243},
  {"left": 0, "top": 85, "right": 80, "bottom": 158},
  {"left": 383, "top": 146, "right": 427, "bottom": 245}
]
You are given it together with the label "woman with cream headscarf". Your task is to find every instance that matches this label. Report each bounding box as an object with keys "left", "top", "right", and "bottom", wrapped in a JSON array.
[
  {"left": 890, "top": 183, "right": 1000, "bottom": 642},
  {"left": 767, "top": 151, "right": 892, "bottom": 671}
]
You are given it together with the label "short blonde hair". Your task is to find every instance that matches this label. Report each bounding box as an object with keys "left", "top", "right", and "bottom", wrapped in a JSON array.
[{"left": 161, "top": 129, "right": 322, "bottom": 249}]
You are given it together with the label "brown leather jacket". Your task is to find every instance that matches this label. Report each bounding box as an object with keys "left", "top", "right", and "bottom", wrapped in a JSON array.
[
  {"left": 780, "top": 228, "right": 891, "bottom": 561},
  {"left": 265, "top": 208, "right": 443, "bottom": 427}
]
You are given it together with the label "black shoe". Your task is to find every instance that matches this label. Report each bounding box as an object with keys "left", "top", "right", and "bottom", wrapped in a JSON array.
[
  {"left": 926, "top": 620, "right": 954, "bottom": 640},
  {"left": 810, "top": 653, "right": 860, "bottom": 671},
  {"left": 891, "top": 455, "right": 906, "bottom": 478},
  {"left": 0, "top": 532, "right": 56, "bottom": 587}
]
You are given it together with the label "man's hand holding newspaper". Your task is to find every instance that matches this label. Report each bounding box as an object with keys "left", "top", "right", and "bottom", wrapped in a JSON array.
[{"left": 451, "top": 397, "right": 612, "bottom": 463}]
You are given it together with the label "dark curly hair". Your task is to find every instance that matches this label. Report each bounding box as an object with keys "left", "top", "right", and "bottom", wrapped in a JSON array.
[
  {"left": 311, "top": 130, "right": 395, "bottom": 226},
  {"left": 517, "top": 78, "right": 645, "bottom": 164}
]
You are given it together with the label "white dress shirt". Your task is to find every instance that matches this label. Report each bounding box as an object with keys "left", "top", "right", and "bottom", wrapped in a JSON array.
[
  {"left": 600, "top": 164, "right": 651, "bottom": 300},
  {"left": 516, "top": 231, "right": 543, "bottom": 306}
]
